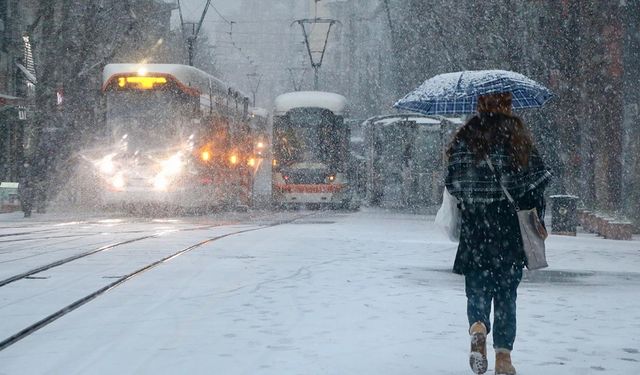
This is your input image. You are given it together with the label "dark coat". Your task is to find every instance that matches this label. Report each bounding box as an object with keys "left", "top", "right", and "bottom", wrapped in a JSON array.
[
  {"left": 452, "top": 187, "right": 546, "bottom": 274},
  {"left": 445, "top": 120, "right": 551, "bottom": 275}
]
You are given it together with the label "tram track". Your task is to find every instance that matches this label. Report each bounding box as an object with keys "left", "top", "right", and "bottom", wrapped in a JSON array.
[
  {"left": 0, "top": 223, "right": 235, "bottom": 287},
  {"left": 0, "top": 212, "right": 313, "bottom": 351},
  {"left": 0, "top": 228, "right": 61, "bottom": 238},
  {"left": 0, "top": 233, "right": 118, "bottom": 244},
  {"left": 0, "top": 227, "right": 203, "bottom": 245},
  {"left": 0, "top": 218, "right": 190, "bottom": 239}
]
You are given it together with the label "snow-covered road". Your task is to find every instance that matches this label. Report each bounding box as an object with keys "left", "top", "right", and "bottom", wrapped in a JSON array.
[{"left": 0, "top": 209, "right": 638, "bottom": 374}]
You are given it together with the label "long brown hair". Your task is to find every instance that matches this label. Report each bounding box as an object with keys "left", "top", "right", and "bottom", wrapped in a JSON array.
[{"left": 447, "top": 112, "right": 535, "bottom": 168}]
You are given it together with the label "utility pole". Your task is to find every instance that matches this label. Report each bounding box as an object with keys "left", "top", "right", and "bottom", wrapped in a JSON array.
[
  {"left": 179, "top": 0, "right": 212, "bottom": 66},
  {"left": 183, "top": 22, "right": 197, "bottom": 66},
  {"left": 292, "top": 18, "right": 341, "bottom": 90},
  {"left": 246, "top": 72, "right": 262, "bottom": 106}
]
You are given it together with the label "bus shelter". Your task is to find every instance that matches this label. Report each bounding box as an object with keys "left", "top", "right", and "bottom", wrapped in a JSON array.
[{"left": 360, "top": 114, "right": 463, "bottom": 209}]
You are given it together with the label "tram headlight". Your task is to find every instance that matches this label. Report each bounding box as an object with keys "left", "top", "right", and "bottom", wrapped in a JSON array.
[
  {"left": 100, "top": 159, "right": 114, "bottom": 175},
  {"left": 255, "top": 142, "right": 265, "bottom": 156},
  {"left": 111, "top": 173, "right": 125, "bottom": 190},
  {"left": 96, "top": 153, "right": 117, "bottom": 175},
  {"left": 153, "top": 175, "right": 169, "bottom": 191},
  {"left": 159, "top": 152, "right": 184, "bottom": 176}
]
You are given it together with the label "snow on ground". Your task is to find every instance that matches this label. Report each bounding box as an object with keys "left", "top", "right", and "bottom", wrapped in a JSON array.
[{"left": 0, "top": 208, "right": 639, "bottom": 374}]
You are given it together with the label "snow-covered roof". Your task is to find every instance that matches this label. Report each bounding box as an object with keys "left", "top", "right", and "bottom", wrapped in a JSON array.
[
  {"left": 102, "top": 63, "right": 248, "bottom": 98},
  {"left": 374, "top": 116, "right": 440, "bottom": 126},
  {"left": 363, "top": 114, "right": 466, "bottom": 128},
  {"left": 274, "top": 91, "right": 347, "bottom": 116}
]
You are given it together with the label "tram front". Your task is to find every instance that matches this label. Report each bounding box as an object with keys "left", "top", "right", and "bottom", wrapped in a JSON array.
[{"left": 272, "top": 91, "right": 351, "bottom": 208}]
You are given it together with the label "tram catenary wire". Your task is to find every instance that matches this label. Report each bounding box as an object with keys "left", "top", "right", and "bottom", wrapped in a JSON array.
[{"left": 0, "top": 213, "right": 314, "bottom": 351}]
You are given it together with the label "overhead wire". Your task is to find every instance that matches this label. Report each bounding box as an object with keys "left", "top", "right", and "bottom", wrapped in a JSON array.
[
  {"left": 207, "top": 0, "right": 339, "bottom": 93},
  {"left": 209, "top": 2, "right": 232, "bottom": 24},
  {"left": 208, "top": 2, "right": 257, "bottom": 70}
]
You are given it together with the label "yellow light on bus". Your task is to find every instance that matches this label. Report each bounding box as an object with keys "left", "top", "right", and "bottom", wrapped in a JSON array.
[
  {"left": 201, "top": 151, "right": 211, "bottom": 161},
  {"left": 229, "top": 155, "right": 238, "bottom": 165},
  {"left": 118, "top": 76, "right": 167, "bottom": 90},
  {"left": 247, "top": 158, "right": 256, "bottom": 167},
  {"left": 272, "top": 159, "right": 278, "bottom": 166}
]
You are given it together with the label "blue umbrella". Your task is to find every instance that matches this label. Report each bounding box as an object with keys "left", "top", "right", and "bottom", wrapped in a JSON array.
[{"left": 394, "top": 70, "right": 553, "bottom": 115}]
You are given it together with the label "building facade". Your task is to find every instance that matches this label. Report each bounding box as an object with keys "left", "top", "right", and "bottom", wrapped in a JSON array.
[{"left": 0, "top": 0, "right": 38, "bottom": 182}]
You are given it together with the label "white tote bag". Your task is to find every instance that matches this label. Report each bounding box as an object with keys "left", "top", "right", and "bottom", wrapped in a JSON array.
[{"left": 435, "top": 187, "right": 461, "bottom": 242}]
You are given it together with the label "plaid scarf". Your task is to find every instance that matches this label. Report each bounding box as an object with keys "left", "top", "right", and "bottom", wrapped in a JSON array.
[{"left": 445, "top": 142, "right": 552, "bottom": 204}]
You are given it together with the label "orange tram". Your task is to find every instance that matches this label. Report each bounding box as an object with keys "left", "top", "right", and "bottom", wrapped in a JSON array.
[
  {"left": 271, "top": 91, "right": 354, "bottom": 209},
  {"left": 84, "top": 63, "right": 260, "bottom": 210}
]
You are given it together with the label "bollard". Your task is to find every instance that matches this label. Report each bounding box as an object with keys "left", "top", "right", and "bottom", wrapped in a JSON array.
[{"left": 550, "top": 195, "right": 579, "bottom": 236}]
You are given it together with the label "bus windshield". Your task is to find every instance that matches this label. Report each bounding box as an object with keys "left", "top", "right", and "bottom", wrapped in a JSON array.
[
  {"left": 105, "top": 90, "right": 198, "bottom": 152},
  {"left": 273, "top": 108, "right": 346, "bottom": 171}
]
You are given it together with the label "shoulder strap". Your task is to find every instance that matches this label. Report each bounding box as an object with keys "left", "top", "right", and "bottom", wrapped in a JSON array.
[{"left": 484, "top": 155, "right": 518, "bottom": 209}]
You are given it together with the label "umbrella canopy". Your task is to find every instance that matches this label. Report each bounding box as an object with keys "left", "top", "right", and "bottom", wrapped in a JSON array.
[{"left": 394, "top": 70, "right": 553, "bottom": 115}]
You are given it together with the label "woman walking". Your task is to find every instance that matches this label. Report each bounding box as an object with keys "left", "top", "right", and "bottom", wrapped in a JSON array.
[{"left": 445, "top": 93, "right": 552, "bottom": 375}]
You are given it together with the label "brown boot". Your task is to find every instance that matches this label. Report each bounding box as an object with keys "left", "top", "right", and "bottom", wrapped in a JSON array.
[
  {"left": 469, "top": 322, "right": 488, "bottom": 374},
  {"left": 495, "top": 349, "right": 516, "bottom": 375}
]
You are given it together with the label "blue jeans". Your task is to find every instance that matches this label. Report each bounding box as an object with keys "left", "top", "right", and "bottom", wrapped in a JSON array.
[{"left": 465, "top": 267, "right": 523, "bottom": 351}]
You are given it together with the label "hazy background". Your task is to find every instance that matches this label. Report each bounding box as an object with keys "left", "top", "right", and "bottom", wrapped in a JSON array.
[{"left": 176, "top": 0, "right": 345, "bottom": 111}]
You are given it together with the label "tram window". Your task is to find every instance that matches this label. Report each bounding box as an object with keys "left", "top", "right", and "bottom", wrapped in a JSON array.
[
  {"left": 105, "top": 90, "right": 198, "bottom": 149},
  {"left": 273, "top": 109, "right": 346, "bottom": 171}
]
